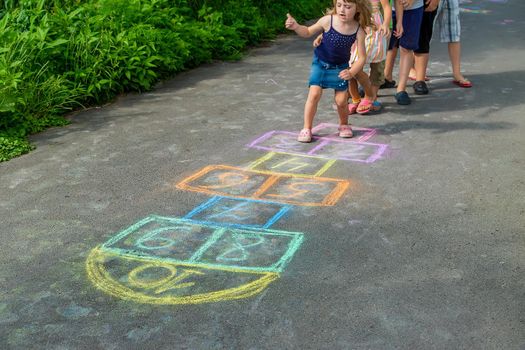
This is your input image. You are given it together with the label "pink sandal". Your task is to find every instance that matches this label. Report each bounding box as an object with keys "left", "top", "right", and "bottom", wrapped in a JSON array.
[
  {"left": 338, "top": 125, "right": 353, "bottom": 138},
  {"left": 357, "top": 99, "right": 372, "bottom": 115},
  {"left": 348, "top": 101, "right": 360, "bottom": 115},
  {"left": 297, "top": 128, "right": 312, "bottom": 143}
]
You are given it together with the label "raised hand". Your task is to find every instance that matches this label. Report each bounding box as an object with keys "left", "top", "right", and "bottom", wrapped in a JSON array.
[{"left": 285, "top": 13, "right": 298, "bottom": 30}]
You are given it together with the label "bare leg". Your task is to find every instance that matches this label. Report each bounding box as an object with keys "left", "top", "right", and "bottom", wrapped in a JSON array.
[
  {"left": 348, "top": 78, "right": 360, "bottom": 102},
  {"left": 334, "top": 90, "right": 349, "bottom": 125},
  {"left": 354, "top": 71, "right": 374, "bottom": 101},
  {"left": 397, "top": 47, "right": 414, "bottom": 93},
  {"left": 448, "top": 41, "right": 467, "bottom": 81},
  {"left": 303, "top": 86, "right": 322, "bottom": 129},
  {"left": 409, "top": 65, "right": 417, "bottom": 80},
  {"left": 384, "top": 47, "right": 398, "bottom": 81},
  {"left": 370, "top": 84, "right": 379, "bottom": 101},
  {"left": 414, "top": 52, "right": 430, "bottom": 81}
]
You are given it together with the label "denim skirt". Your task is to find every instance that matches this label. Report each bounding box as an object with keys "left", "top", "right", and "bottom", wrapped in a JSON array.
[{"left": 308, "top": 54, "right": 349, "bottom": 91}]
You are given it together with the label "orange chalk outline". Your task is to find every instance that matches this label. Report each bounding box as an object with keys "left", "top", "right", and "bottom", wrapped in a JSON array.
[{"left": 176, "top": 165, "right": 349, "bottom": 207}]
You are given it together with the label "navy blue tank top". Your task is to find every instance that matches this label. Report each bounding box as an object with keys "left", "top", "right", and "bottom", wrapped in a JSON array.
[{"left": 314, "top": 16, "right": 359, "bottom": 65}]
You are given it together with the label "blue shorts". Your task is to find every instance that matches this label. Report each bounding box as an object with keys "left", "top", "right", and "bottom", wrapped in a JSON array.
[
  {"left": 388, "top": 7, "right": 424, "bottom": 51},
  {"left": 308, "top": 54, "right": 349, "bottom": 91}
]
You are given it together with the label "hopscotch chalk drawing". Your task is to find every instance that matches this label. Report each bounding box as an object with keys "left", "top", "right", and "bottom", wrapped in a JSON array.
[
  {"left": 175, "top": 165, "right": 350, "bottom": 206},
  {"left": 87, "top": 118, "right": 390, "bottom": 304},
  {"left": 87, "top": 216, "right": 303, "bottom": 304}
]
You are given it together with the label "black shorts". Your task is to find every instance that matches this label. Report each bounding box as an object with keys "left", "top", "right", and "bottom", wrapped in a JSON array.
[{"left": 414, "top": 8, "right": 438, "bottom": 54}]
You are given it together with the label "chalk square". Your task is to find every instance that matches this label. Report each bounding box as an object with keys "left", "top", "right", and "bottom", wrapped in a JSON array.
[
  {"left": 183, "top": 196, "right": 291, "bottom": 229},
  {"left": 247, "top": 131, "right": 318, "bottom": 154},
  {"left": 102, "top": 216, "right": 215, "bottom": 261},
  {"left": 195, "top": 227, "right": 304, "bottom": 272},
  {"left": 259, "top": 176, "right": 349, "bottom": 206},
  {"left": 312, "top": 140, "right": 387, "bottom": 163},
  {"left": 176, "top": 165, "right": 270, "bottom": 197},
  {"left": 248, "top": 152, "right": 335, "bottom": 177},
  {"left": 311, "top": 123, "right": 377, "bottom": 142}
]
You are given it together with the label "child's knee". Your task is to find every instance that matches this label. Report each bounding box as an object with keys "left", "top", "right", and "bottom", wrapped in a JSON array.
[
  {"left": 307, "top": 89, "right": 322, "bottom": 103},
  {"left": 334, "top": 92, "right": 348, "bottom": 107}
]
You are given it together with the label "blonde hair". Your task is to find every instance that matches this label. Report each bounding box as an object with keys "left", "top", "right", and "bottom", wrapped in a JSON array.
[{"left": 326, "top": 0, "right": 375, "bottom": 30}]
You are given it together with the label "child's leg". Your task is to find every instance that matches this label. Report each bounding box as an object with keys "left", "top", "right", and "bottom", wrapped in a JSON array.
[
  {"left": 334, "top": 90, "right": 349, "bottom": 126},
  {"left": 448, "top": 42, "right": 465, "bottom": 81},
  {"left": 383, "top": 10, "right": 399, "bottom": 85},
  {"left": 303, "top": 86, "right": 323, "bottom": 130},
  {"left": 395, "top": 7, "right": 424, "bottom": 104},
  {"left": 354, "top": 71, "right": 374, "bottom": 113},
  {"left": 334, "top": 90, "right": 353, "bottom": 137},
  {"left": 348, "top": 78, "right": 360, "bottom": 103},
  {"left": 347, "top": 78, "right": 361, "bottom": 114},
  {"left": 369, "top": 61, "right": 385, "bottom": 110},
  {"left": 384, "top": 47, "right": 397, "bottom": 82},
  {"left": 397, "top": 47, "right": 414, "bottom": 93}
]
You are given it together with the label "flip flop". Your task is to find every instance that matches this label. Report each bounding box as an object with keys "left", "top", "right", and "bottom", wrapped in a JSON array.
[
  {"left": 452, "top": 79, "right": 473, "bottom": 88},
  {"left": 356, "top": 98, "right": 372, "bottom": 115}
]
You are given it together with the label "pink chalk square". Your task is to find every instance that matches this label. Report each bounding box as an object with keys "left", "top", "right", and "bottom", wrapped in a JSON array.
[
  {"left": 311, "top": 123, "right": 377, "bottom": 142},
  {"left": 247, "top": 131, "right": 388, "bottom": 163}
]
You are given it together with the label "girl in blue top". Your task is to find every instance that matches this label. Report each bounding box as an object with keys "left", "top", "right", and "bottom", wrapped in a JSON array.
[{"left": 285, "top": 0, "right": 373, "bottom": 142}]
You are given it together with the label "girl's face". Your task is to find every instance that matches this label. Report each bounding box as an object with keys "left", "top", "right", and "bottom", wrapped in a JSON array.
[{"left": 335, "top": 0, "right": 357, "bottom": 22}]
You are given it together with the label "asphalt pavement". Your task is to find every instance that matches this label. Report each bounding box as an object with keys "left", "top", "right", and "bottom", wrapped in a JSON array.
[{"left": 1, "top": 1, "right": 524, "bottom": 349}]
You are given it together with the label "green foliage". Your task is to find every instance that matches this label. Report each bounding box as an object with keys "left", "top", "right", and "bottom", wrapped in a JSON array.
[
  {"left": 0, "top": 0, "right": 327, "bottom": 162},
  {"left": 0, "top": 136, "right": 34, "bottom": 162}
]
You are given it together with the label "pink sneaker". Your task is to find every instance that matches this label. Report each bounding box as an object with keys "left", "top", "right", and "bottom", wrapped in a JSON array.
[
  {"left": 297, "top": 128, "right": 312, "bottom": 143},
  {"left": 338, "top": 125, "right": 353, "bottom": 138}
]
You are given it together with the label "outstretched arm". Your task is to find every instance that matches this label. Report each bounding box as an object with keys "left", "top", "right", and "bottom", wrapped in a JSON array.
[{"left": 285, "top": 13, "right": 326, "bottom": 38}]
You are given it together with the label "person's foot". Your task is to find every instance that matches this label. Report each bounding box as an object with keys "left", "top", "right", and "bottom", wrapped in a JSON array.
[
  {"left": 370, "top": 100, "right": 382, "bottom": 112},
  {"left": 413, "top": 80, "right": 429, "bottom": 95},
  {"left": 338, "top": 125, "right": 353, "bottom": 138},
  {"left": 452, "top": 78, "right": 472, "bottom": 88},
  {"left": 395, "top": 91, "right": 411, "bottom": 105},
  {"left": 379, "top": 79, "right": 396, "bottom": 89},
  {"left": 408, "top": 68, "right": 417, "bottom": 81},
  {"left": 297, "top": 128, "right": 312, "bottom": 143}
]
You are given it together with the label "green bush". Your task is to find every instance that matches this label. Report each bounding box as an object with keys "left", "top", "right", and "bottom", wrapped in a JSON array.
[{"left": 0, "top": 0, "right": 327, "bottom": 162}]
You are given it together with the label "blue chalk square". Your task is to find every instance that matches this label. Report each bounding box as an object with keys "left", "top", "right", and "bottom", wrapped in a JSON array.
[{"left": 183, "top": 196, "right": 291, "bottom": 229}]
